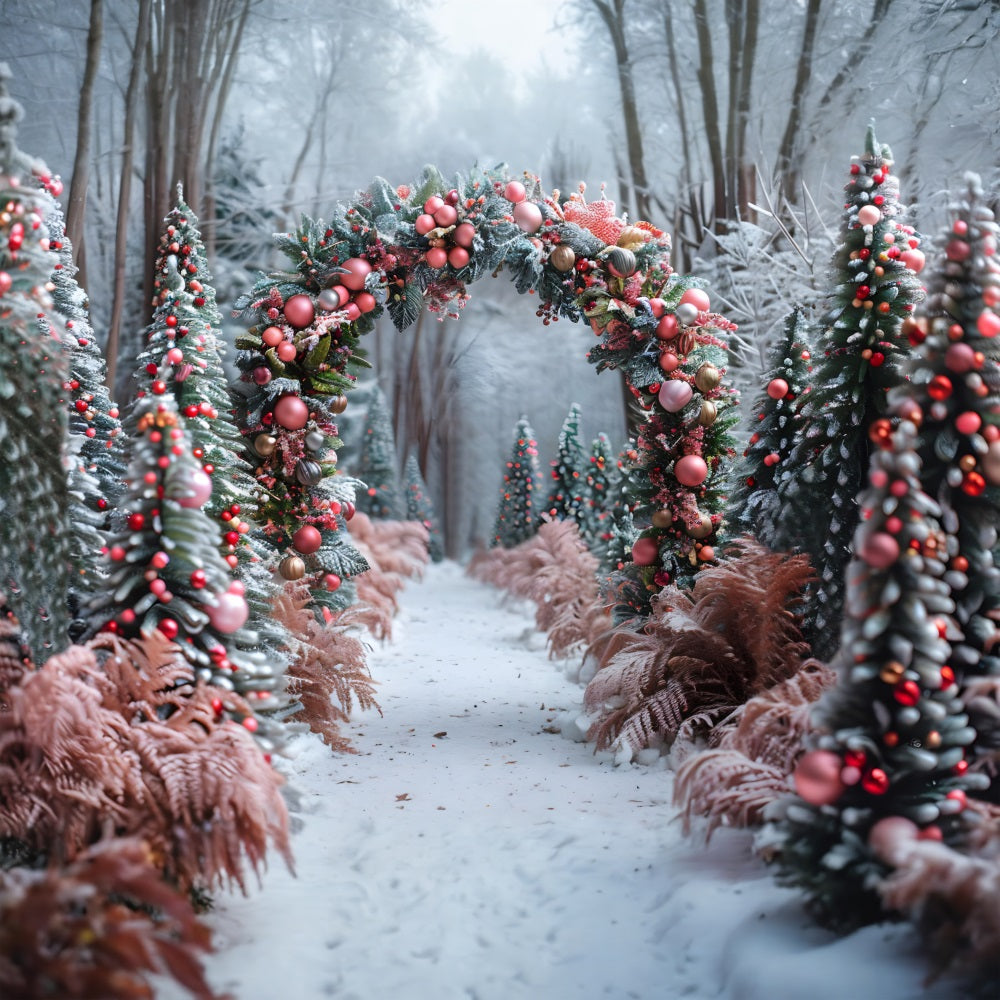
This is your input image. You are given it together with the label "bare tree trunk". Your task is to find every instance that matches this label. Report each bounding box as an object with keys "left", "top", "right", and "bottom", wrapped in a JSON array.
[
  {"left": 106, "top": 0, "right": 152, "bottom": 395},
  {"left": 692, "top": 0, "right": 726, "bottom": 235},
  {"left": 142, "top": 0, "right": 170, "bottom": 319},
  {"left": 66, "top": 0, "right": 103, "bottom": 287},
  {"left": 590, "top": 0, "right": 651, "bottom": 221},
  {"left": 724, "top": 0, "right": 741, "bottom": 222},
  {"left": 734, "top": 0, "right": 759, "bottom": 219}
]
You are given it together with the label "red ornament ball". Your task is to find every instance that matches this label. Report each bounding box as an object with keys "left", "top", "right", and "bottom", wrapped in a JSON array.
[
  {"left": 766, "top": 378, "right": 789, "bottom": 400},
  {"left": 354, "top": 291, "right": 376, "bottom": 314},
  {"left": 977, "top": 309, "right": 1000, "bottom": 338},
  {"left": 341, "top": 257, "right": 372, "bottom": 291},
  {"left": 674, "top": 454, "right": 709, "bottom": 487},
  {"left": 900, "top": 248, "right": 925, "bottom": 273},
  {"left": 655, "top": 314, "right": 678, "bottom": 341},
  {"left": 157, "top": 618, "right": 180, "bottom": 640},
  {"left": 433, "top": 203, "right": 458, "bottom": 228},
  {"left": 273, "top": 394, "right": 309, "bottom": 430},
  {"left": 955, "top": 411, "right": 982, "bottom": 436},
  {"left": 423, "top": 195, "right": 445, "bottom": 215},
  {"left": 944, "top": 343, "right": 975, "bottom": 373},
  {"left": 0, "top": 270, "right": 11, "bottom": 295},
  {"left": 861, "top": 768, "right": 890, "bottom": 795},
  {"left": 127, "top": 512, "right": 145, "bottom": 531},
  {"left": 631, "top": 536, "right": 659, "bottom": 566},
  {"left": 292, "top": 524, "right": 323, "bottom": 554},
  {"left": 190, "top": 569, "right": 207, "bottom": 589},
  {"left": 252, "top": 366, "right": 272, "bottom": 385},
  {"left": 793, "top": 750, "right": 845, "bottom": 806},
  {"left": 324, "top": 573, "right": 342, "bottom": 592},
  {"left": 262, "top": 326, "right": 284, "bottom": 347},
  {"left": 927, "top": 374, "right": 953, "bottom": 400},
  {"left": 276, "top": 341, "right": 297, "bottom": 363},
  {"left": 448, "top": 246, "right": 470, "bottom": 269},
  {"left": 283, "top": 294, "right": 315, "bottom": 329},
  {"left": 658, "top": 352, "right": 679, "bottom": 374}
]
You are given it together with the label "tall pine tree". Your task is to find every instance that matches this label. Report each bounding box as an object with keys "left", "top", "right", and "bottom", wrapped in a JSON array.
[
  {"left": 404, "top": 453, "right": 444, "bottom": 562},
  {"left": 579, "top": 431, "right": 618, "bottom": 555},
  {"left": 356, "top": 384, "right": 402, "bottom": 519},
  {"left": 492, "top": 417, "right": 542, "bottom": 548}
]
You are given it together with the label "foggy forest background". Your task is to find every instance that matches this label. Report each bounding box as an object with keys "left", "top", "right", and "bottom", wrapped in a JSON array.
[{"left": 2, "top": 0, "right": 998, "bottom": 557}]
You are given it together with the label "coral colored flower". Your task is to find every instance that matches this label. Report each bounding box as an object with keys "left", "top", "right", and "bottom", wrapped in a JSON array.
[{"left": 563, "top": 197, "right": 625, "bottom": 246}]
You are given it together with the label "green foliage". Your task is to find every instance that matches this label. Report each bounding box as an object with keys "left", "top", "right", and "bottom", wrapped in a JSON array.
[
  {"left": 541, "top": 403, "right": 587, "bottom": 527},
  {"left": 356, "top": 385, "right": 402, "bottom": 519},
  {"left": 404, "top": 453, "right": 444, "bottom": 562},
  {"left": 579, "top": 431, "right": 619, "bottom": 556},
  {"left": 493, "top": 417, "right": 542, "bottom": 548}
]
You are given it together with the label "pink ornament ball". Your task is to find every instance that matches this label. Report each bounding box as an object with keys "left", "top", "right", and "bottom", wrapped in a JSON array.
[
  {"left": 946, "top": 239, "right": 971, "bottom": 262},
  {"left": 868, "top": 816, "right": 920, "bottom": 864},
  {"left": 678, "top": 287, "right": 711, "bottom": 313},
  {"left": 631, "top": 536, "right": 660, "bottom": 566},
  {"left": 176, "top": 467, "right": 213, "bottom": 508},
  {"left": 166, "top": 347, "right": 184, "bottom": 364},
  {"left": 766, "top": 377, "right": 789, "bottom": 400},
  {"left": 513, "top": 201, "right": 543, "bottom": 234},
  {"left": 655, "top": 314, "right": 678, "bottom": 340},
  {"left": 433, "top": 203, "right": 458, "bottom": 228},
  {"left": 292, "top": 524, "right": 323, "bottom": 554},
  {"left": 448, "top": 246, "right": 470, "bottom": 269},
  {"left": 674, "top": 454, "right": 708, "bottom": 487},
  {"left": 658, "top": 379, "right": 693, "bottom": 412},
  {"left": 900, "top": 248, "right": 925, "bottom": 273},
  {"left": 658, "top": 352, "right": 679, "bottom": 373},
  {"left": 793, "top": 750, "right": 845, "bottom": 806},
  {"left": 355, "top": 291, "right": 377, "bottom": 314},
  {"left": 273, "top": 394, "right": 309, "bottom": 430},
  {"left": 860, "top": 531, "right": 900, "bottom": 569},
  {"left": 504, "top": 180, "right": 527, "bottom": 203},
  {"left": 343, "top": 302, "right": 361, "bottom": 322},
  {"left": 207, "top": 592, "right": 249, "bottom": 634},
  {"left": 977, "top": 309, "right": 1000, "bottom": 338},
  {"left": 426, "top": 247, "right": 448, "bottom": 269},
  {"left": 857, "top": 204, "right": 882, "bottom": 227},
  {"left": 283, "top": 294, "right": 315, "bottom": 329},
  {"left": 340, "top": 257, "right": 372, "bottom": 292},
  {"left": 262, "top": 326, "right": 284, "bottom": 348},
  {"left": 453, "top": 222, "right": 476, "bottom": 248},
  {"left": 324, "top": 573, "right": 342, "bottom": 592},
  {"left": 423, "top": 195, "right": 445, "bottom": 215},
  {"left": 415, "top": 213, "right": 436, "bottom": 236},
  {"left": 648, "top": 297, "right": 666, "bottom": 318},
  {"left": 276, "top": 341, "right": 297, "bottom": 362},
  {"left": 955, "top": 411, "right": 982, "bottom": 436},
  {"left": 0, "top": 271, "right": 10, "bottom": 295},
  {"left": 945, "top": 341, "right": 976, "bottom": 373}
]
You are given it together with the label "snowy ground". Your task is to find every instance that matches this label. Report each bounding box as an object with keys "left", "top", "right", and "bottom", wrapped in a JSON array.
[{"left": 160, "top": 561, "right": 971, "bottom": 1000}]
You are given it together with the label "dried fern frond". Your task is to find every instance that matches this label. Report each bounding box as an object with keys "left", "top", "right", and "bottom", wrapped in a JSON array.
[
  {"left": 274, "top": 584, "right": 380, "bottom": 752},
  {"left": 583, "top": 539, "right": 814, "bottom": 758},
  {"left": 0, "top": 838, "right": 219, "bottom": 999},
  {"left": 348, "top": 513, "right": 429, "bottom": 579}
]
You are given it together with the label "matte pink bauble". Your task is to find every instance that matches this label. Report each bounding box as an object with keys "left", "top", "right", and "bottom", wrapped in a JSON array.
[
  {"left": 343, "top": 302, "right": 361, "bottom": 322},
  {"left": 252, "top": 366, "right": 271, "bottom": 386},
  {"left": 658, "top": 352, "right": 679, "bottom": 373},
  {"left": 175, "top": 467, "right": 213, "bottom": 508},
  {"left": 946, "top": 239, "right": 970, "bottom": 261},
  {"left": 207, "top": 592, "right": 249, "bottom": 634},
  {"left": 262, "top": 326, "right": 283, "bottom": 347},
  {"left": 292, "top": 524, "right": 322, "bottom": 554},
  {"left": 679, "top": 287, "right": 711, "bottom": 313},
  {"left": 433, "top": 204, "right": 458, "bottom": 228},
  {"left": 453, "top": 222, "right": 476, "bottom": 248},
  {"left": 655, "top": 314, "right": 678, "bottom": 340},
  {"left": 657, "top": 379, "right": 693, "bottom": 412},
  {"left": 983, "top": 440, "right": 1000, "bottom": 485},
  {"left": 448, "top": 246, "right": 470, "bottom": 269},
  {"left": 857, "top": 204, "right": 882, "bottom": 227},
  {"left": 674, "top": 454, "right": 708, "bottom": 487},
  {"left": 273, "top": 394, "right": 309, "bottom": 430},
  {"left": 504, "top": 180, "right": 526, "bottom": 203},
  {"left": 631, "top": 536, "right": 659, "bottom": 566},
  {"left": 0, "top": 270, "right": 11, "bottom": 295},
  {"left": 415, "top": 213, "right": 436, "bottom": 236},
  {"left": 340, "top": 258, "right": 372, "bottom": 291},
  {"left": 283, "top": 294, "right": 315, "bottom": 329},
  {"left": 860, "top": 531, "right": 899, "bottom": 568},
  {"left": 355, "top": 291, "right": 376, "bottom": 314},
  {"left": 423, "top": 195, "right": 445, "bottom": 215},
  {"left": 276, "top": 341, "right": 297, "bottom": 362},
  {"left": 900, "top": 248, "right": 925, "bottom": 273},
  {"left": 944, "top": 341, "right": 976, "bottom": 373},
  {"left": 513, "top": 201, "right": 543, "bottom": 234},
  {"left": 649, "top": 297, "right": 666, "bottom": 318},
  {"left": 977, "top": 309, "right": 1000, "bottom": 338},
  {"left": 166, "top": 347, "right": 184, "bottom": 364},
  {"left": 868, "top": 816, "right": 919, "bottom": 864},
  {"left": 766, "top": 377, "right": 789, "bottom": 400},
  {"left": 955, "top": 411, "right": 982, "bottom": 436},
  {"left": 426, "top": 247, "right": 448, "bottom": 269},
  {"left": 793, "top": 750, "right": 845, "bottom": 805}
]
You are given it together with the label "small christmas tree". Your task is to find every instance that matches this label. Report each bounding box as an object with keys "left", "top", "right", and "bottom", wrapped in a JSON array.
[
  {"left": 728, "top": 307, "right": 813, "bottom": 548},
  {"left": 776, "top": 419, "right": 986, "bottom": 927},
  {"left": 599, "top": 439, "right": 639, "bottom": 577},
  {"left": 84, "top": 394, "right": 282, "bottom": 720},
  {"left": 542, "top": 403, "right": 587, "bottom": 527},
  {"left": 579, "top": 431, "right": 618, "bottom": 555},
  {"left": 0, "top": 64, "right": 75, "bottom": 661},
  {"left": 778, "top": 125, "right": 925, "bottom": 658},
  {"left": 356, "top": 384, "right": 402, "bottom": 519},
  {"left": 492, "top": 417, "right": 542, "bottom": 548},
  {"left": 403, "top": 453, "right": 444, "bottom": 562}
]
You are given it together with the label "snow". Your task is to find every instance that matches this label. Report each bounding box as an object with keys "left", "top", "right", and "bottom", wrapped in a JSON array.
[{"left": 159, "top": 561, "right": 970, "bottom": 999}]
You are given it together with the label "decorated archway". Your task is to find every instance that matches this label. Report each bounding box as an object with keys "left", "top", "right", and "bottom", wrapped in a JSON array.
[{"left": 232, "top": 166, "right": 739, "bottom": 621}]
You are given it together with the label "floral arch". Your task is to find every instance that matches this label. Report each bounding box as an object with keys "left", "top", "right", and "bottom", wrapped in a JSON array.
[{"left": 233, "top": 166, "right": 739, "bottom": 620}]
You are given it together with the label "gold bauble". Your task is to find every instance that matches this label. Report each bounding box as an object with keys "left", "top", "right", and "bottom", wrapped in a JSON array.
[
  {"left": 694, "top": 363, "right": 721, "bottom": 393},
  {"left": 329, "top": 394, "right": 348, "bottom": 415},
  {"left": 550, "top": 244, "right": 576, "bottom": 272},
  {"left": 959, "top": 454, "right": 977, "bottom": 473},
  {"left": 698, "top": 400, "right": 718, "bottom": 427},
  {"left": 879, "top": 660, "right": 906, "bottom": 685},
  {"left": 616, "top": 226, "right": 647, "bottom": 251},
  {"left": 279, "top": 555, "right": 306, "bottom": 581},
  {"left": 651, "top": 509, "right": 674, "bottom": 529},
  {"left": 686, "top": 513, "right": 713, "bottom": 539},
  {"left": 254, "top": 433, "right": 277, "bottom": 456}
]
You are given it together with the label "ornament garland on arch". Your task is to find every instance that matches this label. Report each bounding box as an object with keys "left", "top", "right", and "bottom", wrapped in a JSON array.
[{"left": 234, "top": 165, "right": 739, "bottom": 619}]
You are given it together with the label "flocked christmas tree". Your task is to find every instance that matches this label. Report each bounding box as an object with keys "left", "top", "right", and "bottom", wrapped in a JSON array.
[
  {"left": 777, "top": 418, "right": 986, "bottom": 927},
  {"left": 0, "top": 64, "right": 75, "bottom": 661},
  {"left": 728, "top": 307, "right": 813, "bottom": 548},
  {"left": 599, "top": 439, "right": 639, "bottom": 577},
  {"left": 83, "top": 394, "right": 282, "bottom": 729},
  {"left": 404, "top": 453, "right": 444, "bottom": 562},
  {"left": 541, "top": 402, "right": 587, "bottom": 528},
  {"left": 778, "top": 125, "right": 926, "bottom": 658},
  {"left": 579, "top": 431, "right": 618, "bottom": 555},
  {"left": 492, "top": 417, "right": 542, "bottom": 548},
  {"left": 890, "top": 173, "right": 1000, "bottom": 790},
  {"left": 356, "top": 384, "right": 402, "bottom": 519}
]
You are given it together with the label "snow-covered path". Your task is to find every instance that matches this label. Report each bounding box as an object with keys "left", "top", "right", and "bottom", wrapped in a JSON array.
[{"left": 167, "top": 562, "right": 968, "bottom": 1000}]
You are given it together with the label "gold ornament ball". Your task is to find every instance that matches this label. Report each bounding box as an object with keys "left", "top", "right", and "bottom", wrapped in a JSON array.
[
  {"left": 958, "top": 454, "right": 977, "bottom": 473},
  {"left": 254, "top": 433, "right": 277, "bottom": 456},
  {"left": 694, "top": 363, "right": 721, "bottom": 393},
  {"left": 651, "top": 508, "right": 673, "bottom": 529},
  {"left": 698, "top": 400, "right": 717, "bottom": 427},
  {"left": 550, "top": 245, "right": 576, "bottom": 272},
  {"left": 606, "top": 246, "right": 637, "bottom": 278},
  {"left": 279, "top": 555, "right": 306, "bottom": 581},
  {"left": 616, "top": 226, "right": 647, "bottom": 250},
  {"left": 329, "top": 394, "right": 348, "bottom": 415},
  {"left": 687, "top": 513, "right": 713, "bottom": 539}
]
